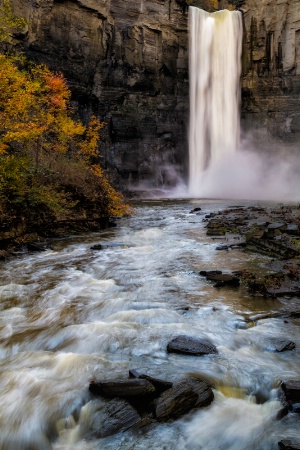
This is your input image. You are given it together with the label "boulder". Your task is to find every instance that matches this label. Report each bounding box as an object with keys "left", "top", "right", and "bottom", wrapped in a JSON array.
[
  {"left": 155, "top": 383, "right": 197, "bottom": 421},
  {"left": 139, "top": 375, "right": 173, "bottom": 394},
  {"left": 267, "top": 338, "right": 296, "bottom": 352},
  {"left": 278, "top": 440, "right": 300, "bottom": 450},
  {"left": 189, "top": 207, "right": 202, "bottom": 213},
  {"left": 199, "top": 270, "right": 222, "bottom": 277},
  {"left": 167, "top": 335, "right": 218, "bottom": 356},
  {"left": 91, "top": 243, "right": 127, "bottom": 250},
  {"left": 89, "top": 379, "right": 156, "bottom": 398},
  {"left": 155, "top": 378, "right": 213, "bottom": 421},
  {"left": 184, "top": 378, "right": 214, "bottom": 407},
  {"left": 84, "top": 398, "right": 141, "bottom": 438},
  {"left": 128, "top": 369, "right": 173, "bottom": 393},
  {"left": 281, "top": 380, "right": 300, "bottom": 403}
]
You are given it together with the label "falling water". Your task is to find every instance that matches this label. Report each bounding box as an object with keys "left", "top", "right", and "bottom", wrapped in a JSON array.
[{"left": 188, "top": 7, "right": 243, "bottom": 196}]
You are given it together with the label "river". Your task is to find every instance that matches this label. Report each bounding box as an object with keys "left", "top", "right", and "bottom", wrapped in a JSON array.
[{"left": 0, "top": 199, "right": 299, "bottom": 449}]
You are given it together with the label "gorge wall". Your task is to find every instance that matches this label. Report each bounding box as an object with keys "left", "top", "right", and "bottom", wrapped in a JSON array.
[{"left": 9, "top": 0, "right": 300, "bottom": 189}]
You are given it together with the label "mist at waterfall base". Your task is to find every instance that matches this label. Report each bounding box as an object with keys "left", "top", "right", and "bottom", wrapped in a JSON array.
[{"left": 184, "top": 139, "right": 300, "bottom": 202}]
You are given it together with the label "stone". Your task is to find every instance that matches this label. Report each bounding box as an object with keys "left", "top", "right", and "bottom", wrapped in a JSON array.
[
  {"left": 139, "top": 374, "right": 173, "bottom": 394},
  {"left": 267, "top": 339, "right": 296, "bottom": 352},
  {"left": 281, "top": 380, "right": 300, "bottom": 403},
  {"left": 155, "top": 383, "right": 198, "bottom": 421},
  {"left": 89, "top": 379, "right": 156, "bottom": 398},
  {"left": 155, "top": 378, "right": 213, "bottom": 421},
  {"left": 84, "top": 398, "right": 141, "bottom": 438},
  {"left": 27, "top": 242, "right": 48, "bottom": 252},
  {"left": 278, "top": 440, "right": 300, "bottom": 450},
  {"left": 184, "top": 378, "right": 214, "bottom": 407},
  {"left": 216, "top": 245, "right": 229, "bottom": 251},
  {"left": 204, "top": 273, "right": 240, "bottom": 286},
  {"left": 90, "top": 243, "right": 127, "bottom": 250},
  {"left": 199, "top": 270, "right": 222, "bottom": 277},
  {"left": 167, "top": 335, "right": 218, "bottom": 355},
  {"left": 189, "top": 207, "right": 202, "bottom": 213}
]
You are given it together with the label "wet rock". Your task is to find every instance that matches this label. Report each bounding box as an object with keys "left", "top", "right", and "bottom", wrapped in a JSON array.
[
  {"left": 128, "top": 370, "right": 173, "bottom": 393},
  {"left": 184, "top": 378, "right": 214, "bottom": 407},
  {"left": 90, "top": 243, "right": 127, "bottom": 250},
  {"left": 167, "top": 335, "right": 218, "bottom": 356},
  {"left": 155, "top": 383, "right": 197, "bottom": 421},
  {"left": 286, "top": 224, "right": 299, "bottom": 235},
  {"left": 84, "top": 398, "right": 141, "bottom": 438},
  {"left": 205, "top": 273, "right": 240, "bottom": 287},
  {"left": 27, "top": 242, "right": 48, "bottom": 252},
  {"left": 278, "top": 439, "right": 300, "bottom": 450},
  {"left": 199, "top": 270, "right": 222, "bottom": 277},
  {"left": 189, "top": 207, "right": 202, "bottom": 213},
  {"left": 155, "top": 378, "right": 213, "bottom": 421},
  {"left": 216, "top": 245, "right": 229, "bottom": 251},
  {"left": 129, "top": 369, "right": 140, "bottom": 378},
  {"left": 207, "top": 229, "right": 226, "bottom": 236},
  {"left": 281, "top": 380, "right": 300, "bottom": 403},
  {"left": 89, "top": 379, "right": 156, "bottom": 398},
  {"left": 139, "top": 374, "right": 173, "bottom": 394},
  {"left": 246, "top": 238, "right": 300, "bottom": 259},
  {"left": 267, "top": 338, "right": 296, "bottom": 352},
  {"left": 290, "top": 403, "right": 300, "bottom": 413}
]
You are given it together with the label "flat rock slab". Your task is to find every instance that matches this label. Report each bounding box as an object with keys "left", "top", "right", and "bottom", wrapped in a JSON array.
[
  {"left": 85, "top": 398, "right": 141, "bottom": 438},
  {"left": 267, "top": 338, "right": 296, "bottom": 352},
  {"left": 167, "top": 335, "right": 218, "bottom": 356},
  {"left": 281, "top": 380, "right": 300, "bottom": 402},
  {"left": 89, "top": 379, "right": 156, "bottom": 397},
  {"left": 278, "top": 440, "right": 300, "bottom": 450}
]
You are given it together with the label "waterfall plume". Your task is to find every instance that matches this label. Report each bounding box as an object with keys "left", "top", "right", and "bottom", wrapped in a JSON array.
[{"left": 188, "top": 7, "right": 243, "bottom": 196}]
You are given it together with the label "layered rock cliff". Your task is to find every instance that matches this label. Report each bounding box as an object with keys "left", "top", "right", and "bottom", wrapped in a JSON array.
[{"left": 8, "top": 0, "right": 300, "bottom": 188}]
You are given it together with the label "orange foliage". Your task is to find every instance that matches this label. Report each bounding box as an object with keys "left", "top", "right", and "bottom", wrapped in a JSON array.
[{"left": 0, "top": 54, "right": 130, "bottom": 223}]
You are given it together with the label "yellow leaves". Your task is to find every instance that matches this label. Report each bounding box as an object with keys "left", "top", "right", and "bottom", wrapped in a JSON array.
[
  {"left": 0, "top": 0, "right": 27, "bottom": 43},
  {"left": 0, "top": 52, "right": 131, "bottom": 221}
]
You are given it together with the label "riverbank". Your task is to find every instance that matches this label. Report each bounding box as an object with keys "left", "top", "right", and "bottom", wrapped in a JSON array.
[{"left": 200, "top": 202, "right": 300, "bottom": 300}]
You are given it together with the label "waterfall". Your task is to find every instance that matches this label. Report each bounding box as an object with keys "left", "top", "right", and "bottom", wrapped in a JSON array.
[{"left": 188, "top": 7, "right": 243, "bottom": 196}]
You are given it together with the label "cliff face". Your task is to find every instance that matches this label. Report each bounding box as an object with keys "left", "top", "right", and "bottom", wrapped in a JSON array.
[
  {"left": 9, "top": 0, "right": 300, "bottom": 188},
  {"left": 241, "top": 0, "right": 300, "bottom": 146}
]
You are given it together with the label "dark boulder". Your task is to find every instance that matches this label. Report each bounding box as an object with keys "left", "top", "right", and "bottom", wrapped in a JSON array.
[
  {"left": 216, "top": 245, "right": 229, "bottom": 251},
  {"left": 199, "top": 270, "right": 222, "bottom": 277},
  {"left": 281, "top": 380, "right": 300, "bottom": 403},
  {"left": 27, "top": 242, "right": 49, "bottom": 252},
  {"left": 189, "top": 207, "right": 202, "bottom": 213},
  {"left": 155, "top": 383, "right": 197, "bottom": 421},
  {"left": 83, "top": 398, "right": 141, "bottom": 438},
  {"left": 167, "top": 335, "right": 218, "bottom": 356},
  {"left": 89, "top": 379, "right": 156, "bottom": 398},
  {"left": 267, "top": 339, "right": 296, "bottom": 352},
  {"left": 155, "top": 378, "right": 213, "bottom": 421},
  {"left": 203, "top": 272, "right": 240, "bottom": 287},
  {"left": 184, "top": 378, "right": 214, "bottom": 407},
  {"left": 139, "top": 374, "right": 173, "bottom": 394},
  {"left": 278, "top": 440, "right": 300, "bottom": 450},
  {"left": 90, "top": 243, "right": 127, "bottom": 250}
]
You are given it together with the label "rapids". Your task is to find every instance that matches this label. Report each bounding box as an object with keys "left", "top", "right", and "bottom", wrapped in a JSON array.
[{"left": 0, "top": 200, "right": 299, "bottom": 449}]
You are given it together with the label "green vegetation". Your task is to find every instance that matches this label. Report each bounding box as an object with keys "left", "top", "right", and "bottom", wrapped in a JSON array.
[{"left": 0, "top": 2, "right": 130, "bottom": 234}]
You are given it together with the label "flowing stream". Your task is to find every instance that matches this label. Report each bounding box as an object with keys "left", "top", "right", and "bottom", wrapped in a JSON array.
[
  {"left": 0, "top": 199, "right": 299, "bottom": 449},
  {"left": 188, "top": 8, "right": 242, "bottom": 196}
]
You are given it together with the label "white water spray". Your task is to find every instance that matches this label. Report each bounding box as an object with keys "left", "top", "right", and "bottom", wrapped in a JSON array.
[{"left": 188, "top": 7, "right": 243, "bottom": 196}]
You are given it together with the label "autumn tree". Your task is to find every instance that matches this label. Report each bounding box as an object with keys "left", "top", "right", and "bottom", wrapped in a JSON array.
[{"left": 0, "top": 2, "right": 130, "bottom": 228}]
